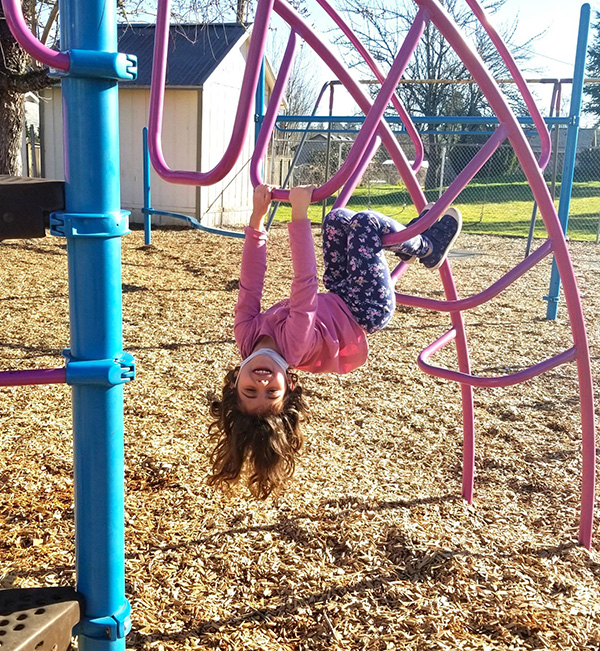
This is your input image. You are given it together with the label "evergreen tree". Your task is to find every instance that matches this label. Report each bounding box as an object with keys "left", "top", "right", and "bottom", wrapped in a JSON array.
[{"left": 584, "top": 11, "right": 600, "bottom": 123}]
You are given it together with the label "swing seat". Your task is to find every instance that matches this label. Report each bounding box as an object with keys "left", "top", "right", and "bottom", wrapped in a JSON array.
[
  {"left": 0, "top": 587, "right": 82, "bottom": 651},
  {"left": 0, "top": 176, "right": 65, "bottom": 241}
]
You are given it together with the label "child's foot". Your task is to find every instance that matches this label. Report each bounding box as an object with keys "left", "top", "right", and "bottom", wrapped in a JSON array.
[
  {"left": 419, "top": 207, "right": 462, "bottom": 270},
  {"left": 385, "top": 202, "right": 434, "bottom": 263}
]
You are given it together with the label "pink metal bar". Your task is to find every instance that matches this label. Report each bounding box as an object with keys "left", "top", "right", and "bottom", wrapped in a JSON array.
[
  {"left": 395, "top": 240, "right": 553, "bottom": 312},
  {"left": 417, "top": 329, "right": 577, "bottom": 388},
  {"left": 578, "top": 360, "right": 596, "bottom": 548},
  {"left": 392, "top": 262, "right": 475, "bottom": 502},
  {"left": 383, "top": 125, "right": 508, "bottom": 247},
  {"left": 289, "top": 0, "right": 476, "bottom": 502},
  {"left": 0, "top": 368, "right": 66, "bottom": 387},
  {"left": 390, "top": 259, "right": 412, "bottom": 285},
  {"left": 250, "top": 31, "right": 299, "bottom": 188},
  {"left": 464, "top": 0, "right": 551, "bottom": 169},
  {"left": 1, "top": 0, "right": 70, "bottom": 70},
  {"left": 315, "top": 0, "right": 424, "bottom": 171},
  {"left": 419, "top": 0, "right": 596, "bottom": 548},
  {"left": 436, "top": 262, "right": 476, "bottom": 503},
  {"left": 147, "top": 0, "right": 275, "bottom": 185},
  {"left": 267, "top": 4, "right": 430, "bottom": 203},
  {"left": 270, "top": 0, "right": 427, "bottom": 208}
]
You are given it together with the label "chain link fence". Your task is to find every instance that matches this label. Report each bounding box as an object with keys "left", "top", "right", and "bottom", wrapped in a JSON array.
[{"left": 268, "top": 127, "right": 600, "bottom": 243}]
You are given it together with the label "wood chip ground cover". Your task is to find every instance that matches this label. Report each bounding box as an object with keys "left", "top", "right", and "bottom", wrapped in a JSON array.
[{"left": 0, "top": 226, "right": 599, "bottom": 650}]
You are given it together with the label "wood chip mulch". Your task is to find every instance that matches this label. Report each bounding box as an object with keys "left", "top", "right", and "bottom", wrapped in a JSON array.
[{"left": 1, "top": 224, "right": 599, "bottom": 650}]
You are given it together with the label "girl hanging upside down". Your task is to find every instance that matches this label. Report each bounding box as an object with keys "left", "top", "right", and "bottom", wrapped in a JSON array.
[{"left": 208, "top": 184, "right": 462, "bottom": 499}]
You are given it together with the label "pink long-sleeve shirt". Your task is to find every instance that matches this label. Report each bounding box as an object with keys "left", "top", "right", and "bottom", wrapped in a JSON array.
[{"left": 234, "top": 220, "right": 368, "bottom": 374}]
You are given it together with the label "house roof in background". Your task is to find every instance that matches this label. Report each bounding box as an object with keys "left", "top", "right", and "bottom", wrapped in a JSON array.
[{"left": 117, "top": 23, "right": 250, "bottom": 87}]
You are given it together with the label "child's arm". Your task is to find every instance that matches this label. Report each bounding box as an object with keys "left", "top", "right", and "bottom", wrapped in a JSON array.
[
  {"left": 278, "top": 185, "right": 319, "bottom": 365},
  {"left": 249, "top": 184, "right": 273, "bottom": 232},
  {"left": 289, "top": 185, "right": 315, "bottom": 222},
  {"left": 234, "top": 185, "right": 272, "bottom": 356}
]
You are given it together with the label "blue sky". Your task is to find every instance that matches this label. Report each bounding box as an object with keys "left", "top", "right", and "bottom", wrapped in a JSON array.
[
  {"left": 493, "top": 0, "right": 598, "bottom": 78},
  {"left": 476, "top": 0, "right": 599, "bottom": 121}
]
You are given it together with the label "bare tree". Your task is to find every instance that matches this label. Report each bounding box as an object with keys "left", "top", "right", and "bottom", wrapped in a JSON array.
[
  {"left": 0, "top": 0, "right": 246, "bottom": 176},
  {"left": 334, "top": 0, "right": 538, "bottom": 188},
  {"left": 0, "top": 3, "right": 61, "bottom": 174}
]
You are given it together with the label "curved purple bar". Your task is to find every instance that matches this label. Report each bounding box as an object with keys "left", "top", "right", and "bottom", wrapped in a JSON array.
[
  {"left": 1, "top": 0, "right": 70, "bottom": 70},
  {"left": 251, "top": 31, "right": 299, "bottom": 188},
  {"left": 417, "top": 329, "right": 577, "bottom": 388},
  {"left": 0, "top": 368, "right": 66, "bottom": 387},
  {"left": 147, "top": 0, "right": 427, "bottom": 209},
  {"left": 417, "top": 0, "right": 596, "bottom": 547},
  {"left": 383, "top": 125, "right": 507, "bottom": 246},
  {"left": 269, "top": 0, "right": 429, "bottom": 204},
  {"left": 395, "top": 240, "right": 553, "bottom": 312},
  {"left": 465, "top": 0, "right": 551, "bottom": 169},
  {"left": 147, "top": 0, "right": 275, "bottom": 185},
  {"left": 435, "top": 251, "right": 476, "bottom": 504},
  {"left": 315, "top": 0, "right": 424, "bottom": 171}
]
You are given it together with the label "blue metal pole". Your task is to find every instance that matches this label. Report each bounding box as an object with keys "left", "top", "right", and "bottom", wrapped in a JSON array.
[
  {"left": 545, "top": 3, "right": 591, "bottom": 320},
  {"left": 56, "top": 0, "right": 132, "bottom": 648},
  {"left": 273, "top": 114, "right": 570, "bottom": 126},
  {"left": 143, "top": 127, "right": 152, "bottom": 245}
]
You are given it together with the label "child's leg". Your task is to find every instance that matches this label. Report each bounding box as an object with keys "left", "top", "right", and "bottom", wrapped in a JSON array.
[
  {"left": 344, "top": 211, "right": 399, "bottom": 333},
  {"left": 322, "top": 208, "right": 355, "bottom": 294},
  {"left": 323, "top": 210, "right": 404, "bottom": 334},
  {"left": 322, "top": 208, "right": 429, "bottom": 288},
  {"left": 378, "top": 210, "right": 432, "bottom": 261}
]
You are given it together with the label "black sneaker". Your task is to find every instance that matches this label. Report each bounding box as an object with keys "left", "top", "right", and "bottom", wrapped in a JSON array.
[
  {"left": 384, "top": 202, "right": 434, "bottom": 263},
  {"left": 420, "top": 207, "right": 462, "bottom": 270}
]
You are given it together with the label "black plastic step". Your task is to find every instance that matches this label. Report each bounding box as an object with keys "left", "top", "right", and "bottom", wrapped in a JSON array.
[{"left": 0, "top": 176, "right": 65, "bottom": 240}]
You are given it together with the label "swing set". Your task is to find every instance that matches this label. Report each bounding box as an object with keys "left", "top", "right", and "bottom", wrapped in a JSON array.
[{"left": 0, "top": 0, "right": 596, "bottom": 648}]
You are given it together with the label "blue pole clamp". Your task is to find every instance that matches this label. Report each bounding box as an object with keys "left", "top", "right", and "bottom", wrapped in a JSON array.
[
  {"left": 64, "top": 350, "right": 135, "bottom": 386},
  {"left": 75, "top": 600, "right": 132, "bottom": 641},
  {"left": 50, "top": 211, "right": 130, "bottom": 239},
  {"left": 59, "top": 49, "right": 138, "bottom": 80}
]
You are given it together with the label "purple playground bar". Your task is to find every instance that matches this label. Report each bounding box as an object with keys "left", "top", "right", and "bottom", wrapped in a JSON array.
[{"left": 0, "top": 368, "right": 67, "bottom": 387}]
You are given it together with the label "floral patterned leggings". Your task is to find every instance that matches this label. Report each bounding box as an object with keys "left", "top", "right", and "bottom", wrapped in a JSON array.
[{"left": 322, "top": 208, "right": 429, "bottom": 334}]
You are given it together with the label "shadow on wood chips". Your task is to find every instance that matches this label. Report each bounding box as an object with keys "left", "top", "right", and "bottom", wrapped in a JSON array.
[{"left": 1, "top": 225, "right": 599, "bottom": 650}]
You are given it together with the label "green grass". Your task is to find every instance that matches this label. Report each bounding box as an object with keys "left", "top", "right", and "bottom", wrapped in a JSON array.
[{"left": 271, "top": 180, "right": 600, "bottom": 242}]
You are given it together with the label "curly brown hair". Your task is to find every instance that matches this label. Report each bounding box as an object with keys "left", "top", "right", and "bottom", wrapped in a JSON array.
[{"left": 207, "top": 367, "right": 309, "bottom": 499}]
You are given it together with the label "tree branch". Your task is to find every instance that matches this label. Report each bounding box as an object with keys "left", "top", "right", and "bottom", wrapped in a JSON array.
[{"left": 0, "top": 66, "right": 58, "bottom": 93}]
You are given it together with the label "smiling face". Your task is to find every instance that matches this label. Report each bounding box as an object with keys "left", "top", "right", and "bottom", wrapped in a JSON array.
[{"left": 235, "top": 351, "right": 288, "bottom": 415}]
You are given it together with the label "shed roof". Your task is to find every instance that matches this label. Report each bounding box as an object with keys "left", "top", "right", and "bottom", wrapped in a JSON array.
[{"left": 117, "top": 22, "right": 250, "bottom": 87}]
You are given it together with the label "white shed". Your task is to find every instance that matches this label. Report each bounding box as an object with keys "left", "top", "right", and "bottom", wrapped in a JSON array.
[{"left": 40, "top": 23, "right": 275, "bottom": 227}]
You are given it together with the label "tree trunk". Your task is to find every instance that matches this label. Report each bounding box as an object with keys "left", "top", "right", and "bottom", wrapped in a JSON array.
[
  {"left": 0, "top": 89, "right": 25, "bottom": 175},
  {"left": 0, "top": 6, "right": 55, "bottom": 176},
  {"left": 236, "top": 0, "right": 248, "bottom": 24},
  {"left": 0, "top": 7, "right": 29, "bottom": 175}
]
